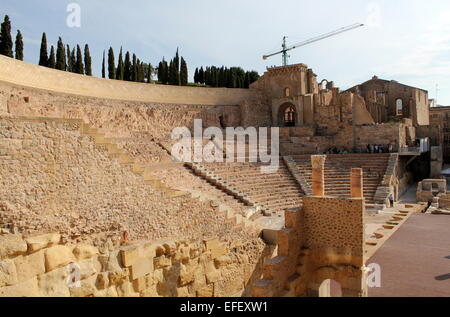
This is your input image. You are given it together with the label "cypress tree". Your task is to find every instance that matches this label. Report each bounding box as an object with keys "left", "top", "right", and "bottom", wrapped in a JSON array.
[
  {"left": 48, "top": 46, "right": 56, "bottom": 68},
  {"left": 66, "top": 45, "right": 71, "bottom": 71},
  {"left": 38, "top": 33, "right": 48, "bottom": 67},
  {"left": 0, "top": 15, "right": 13, "bottom": 57},
  {"left": 15, "top": 30, "right": 23, "bottom": 61},
  {"left": 116, "top": 47, "right": 124, "bottom": 80},
  {"left": 138, "top": 61, "right": 145, "bottom": 82},
  {"left": 75, "top": 44, "right": 84, "bottom": 74},
  {"left": 180, "top": 57, "right": 188, "bottom": 86},
  {"left": 124, "top": 51, "right": 131, "bottom": 81},
  {"left": 70, "top": 48, "right": 76, "bottom": 73},
  {"left": 194, "top": 68, "right": 199, "bottom": 84},
  {"left": 107, "top": 47, "right": 115, "bottom": 79},
  {"left": 101, "top": 50, "right": 106, "bottom": 78},
  {"left": 158, "top": 59, "right": 167, "bottom": 84},
  {"left": 199, "top": 67, "right": 204, "bottom": 84},
  {"left": 84, "top": 44, "right": 92, "bottom": 76},
  {"left": 56, "top": 37, "right": 66, "bottom": 71},
  {"left": 174, "top": 49, "right": 180, "bottom": 85},
  {"left": 168, "top": 59, "right": 175, "bottom": 85},
  {"left": 131, "top": 54, "right": 137, "bottom": 82}
]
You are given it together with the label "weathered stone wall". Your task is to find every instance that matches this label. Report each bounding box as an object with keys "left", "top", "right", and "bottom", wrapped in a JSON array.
[
  {"left": 0, "top": 55, "right": 260, "bottom": 106},
  {"left": 0, "top": 232, "right": 267, "bottom": 297},
  {"left": 0, "top": 81, "right": 237, "bottom": 140},
  {"left": 0, "top": 117, "right": 257, "bottom": 244},
  {"left": 354, "top": 123, "right": 404, "bottom": 151}
]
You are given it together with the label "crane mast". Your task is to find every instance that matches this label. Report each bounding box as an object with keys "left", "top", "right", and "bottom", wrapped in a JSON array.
[{"left": 263, "top": 23, "right": 364, "bottom": 66}]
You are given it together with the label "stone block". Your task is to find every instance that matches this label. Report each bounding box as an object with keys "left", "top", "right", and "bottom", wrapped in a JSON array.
[
  {"left": 214, "top": 256, "right": 232, "bottom": 268},
  {"left": 108, "top": 268, "right": 130, "bottom": 285},
  {"left": 178, "top": 264, "right": 195, "bottom": 286},
  {"left": 96, "top": 272, "right": 109, "bottom": 290},
  {"left": 73, "top": 245, "right": 99, "bottom": 260},
  {"left": 0, "top": 259, "right": 18, "bottom": 287},
  {"left": 13, "top": 250, "right": 46, "bottom": 283},
  {"left": 94, "top": 286, "right": 118, "bottom": 297},
  {"left": 176, "top": 286, "right": 190, "bottom": 297},
  {"left": 25, "top": 233, "right": 60, "bottom": 253},
  {"left": 130, "top": 257, "right": 154, "bottom": 280},
  {"left": 70, "top": 275, "right": 97, "bottom": 297},
  {"left": 120, "top": 242, "right": 155, "bottom": 268},
  {"left": 44, "top": 245, "right": 75, "bottom": 272},
  {"left": 154, "top": 256, "right": 171, "bottom": 269},
  {"left": 116, "top": 280, "right": 140, "bottom": 297},
  {"left": 78, "top": 258, "right": 98, "bottom": 280},
  {"left": 0, "top": 276, "right": 40, "bottom": 297},
  {"left": 38, "top": 266, "right": 71, "bottom": 297},
  {"left": 0, "top": 234, "right": 27, "bottom": 259},
  {"left": 205, "top": 262, "right": 221, "bottom": 284},
  {"left": 132, "top": 277, "right": 147, "bottom": 292},
  {"left": 196, "top": 284, "right": 214, "bottom": 297},
  {"left": 204, "top": 239, "right": 227, "bottom": 259}
]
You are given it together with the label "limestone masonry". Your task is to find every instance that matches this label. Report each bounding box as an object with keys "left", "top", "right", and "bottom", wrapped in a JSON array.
[{"left": 0, "top": 54, "right": 441, "bottom": 297}]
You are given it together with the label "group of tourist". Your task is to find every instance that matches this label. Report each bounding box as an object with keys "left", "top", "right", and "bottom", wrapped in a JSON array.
[
  {"left": 366, "top": 144, "right": 394, "bottom": 154},
  {"left": 325, "top": 147, "right": 349, "bottom": 154}
]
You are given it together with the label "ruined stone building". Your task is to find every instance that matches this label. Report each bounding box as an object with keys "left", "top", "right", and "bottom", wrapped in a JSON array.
[
  {"left": 347, "top": 76, "right": 430, "bottom": 126},
  {"left": 0, "top": 55, "right": 438, "bottom": 297},
  {"left": 429, "top": 106, "right": 450, "bottom": 161}
]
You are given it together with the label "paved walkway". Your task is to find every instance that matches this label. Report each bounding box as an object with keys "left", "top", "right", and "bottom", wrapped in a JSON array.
[{"left": 368, "top": 213, "right": 450, "bottom": 297}]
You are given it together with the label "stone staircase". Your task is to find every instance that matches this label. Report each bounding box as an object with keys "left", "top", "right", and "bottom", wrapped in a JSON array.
[
  {"left": 252, "top": 208, "right": 308, "bottom": 297},
  {"left": 187, "top": 161, "right": 304, "bottom": 217},
  {"left": 3, "top": 116, "right": 262, "bottom": 235},
  {"left": 291, "top": 154, "right": 391, "bottom": 204}
]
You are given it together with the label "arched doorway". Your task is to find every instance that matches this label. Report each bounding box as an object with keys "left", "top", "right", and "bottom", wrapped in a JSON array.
[
  {"left": 278, "top": 103, "right": 297, "bottom": 127},
  {"left": 319, "top": 279, "right": 342, "bottom": 297}
]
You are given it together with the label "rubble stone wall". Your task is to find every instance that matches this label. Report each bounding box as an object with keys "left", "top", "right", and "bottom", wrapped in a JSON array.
[{"left": 0, "top": 232, "right": 267, "bottom": 297}]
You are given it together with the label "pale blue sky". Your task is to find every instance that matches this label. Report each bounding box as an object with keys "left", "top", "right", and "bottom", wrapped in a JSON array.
[{"left": 1, "top": 0, "right": 449, "bottom": 104}]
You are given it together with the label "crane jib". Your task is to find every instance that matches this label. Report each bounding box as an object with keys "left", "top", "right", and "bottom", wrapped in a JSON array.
[{"left": 262, "top": 23, "right": 364, "bottom": 66}]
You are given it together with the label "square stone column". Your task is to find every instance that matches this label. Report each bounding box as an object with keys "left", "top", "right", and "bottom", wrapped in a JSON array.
[
  {"left": 351, "top": 168, "right": 364, "bottom": 198},
  {"left": 311, "top": 155, "right": 326, "bottom": 197}
]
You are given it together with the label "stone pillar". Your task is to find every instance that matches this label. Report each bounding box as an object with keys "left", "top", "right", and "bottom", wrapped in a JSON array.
[
  {"left": 311, "top": 155, "right": 326, "bottom": 196},
  {"left": 350, "top": 168, "right": 364, "bottom": 198}
]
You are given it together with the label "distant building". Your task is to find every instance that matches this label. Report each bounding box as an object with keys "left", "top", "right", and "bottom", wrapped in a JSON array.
[
  {"left": 430, "top": 106, "right": 450, "bottom": 161},
  {"left": 348, "top": 76, "right": 429, "bottom": 126}
]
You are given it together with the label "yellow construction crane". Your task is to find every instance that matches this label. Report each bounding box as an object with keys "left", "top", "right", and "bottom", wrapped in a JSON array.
[{"left": 263, "top": 23, "right": 364, "bottom": 66}]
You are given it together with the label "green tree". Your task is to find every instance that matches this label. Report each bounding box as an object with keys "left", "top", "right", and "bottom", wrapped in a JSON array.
[
  {"left": 158, "top": 58, "right": 168, "bottom": 84},
  {"left": 66, "top": 45, "right": 71, "bottom": 71},
  {"left": 56, "top": 37, "right": 66, "bottom": 71},
  {"left": 124, "top": 51, "right": 131, "bottom": 81},
  {"left": 15, "top": 30, "right": 23, "bottom": 61},
  {"left": 199, "top": 67, "right": 204, "bottom": 84},
  {"left": 194, "top": 68, "right": 199, "bottom": 84},
  {"left": 69, "top": 48, "right": 76, "bottom": 73},
  {"left": 48, "top": 46, "right": 56, "bottom": 68},
  {"left": 107, "top": 47, "right": 115, "bottom": 79},
  {"left": 116, "top": 47, "right": 124, "bottom": 80},
  {"left": 38, "top": 33, "right": 48, "bottom": 67},
  {"left": 0, "top": 15, "right": 13, "bottom": 57},
  {"left": 101, "top": 50, "right": 106, "bottom": 78},
  {"left": 131, "top": 54, "right": 137, "bottom": 82},
  {"left": 173, "top": 49, "right": 180, "bottom": 85},
  {"left": 84, "top": 44, "right": 92, "bottom": 76},
  {"left": 75, "top": 44, "right": 84, "bottom": 74},
  {"left": 180, "top": 57, "right": 188, "bottom": 86}
]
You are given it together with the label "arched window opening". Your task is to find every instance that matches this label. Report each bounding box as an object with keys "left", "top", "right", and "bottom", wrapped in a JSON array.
[
  {"left": 319, "top": 279, "right": 342, "bottom": 298},
  {"left": 284, "top": 87, "right": 290, "bottom": 97},
  {"left": 396, "top": 99, "right": 403, "bottom": 116},
  {"left": 284, "top": 106, "right": 296, "bottom": 127}
]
